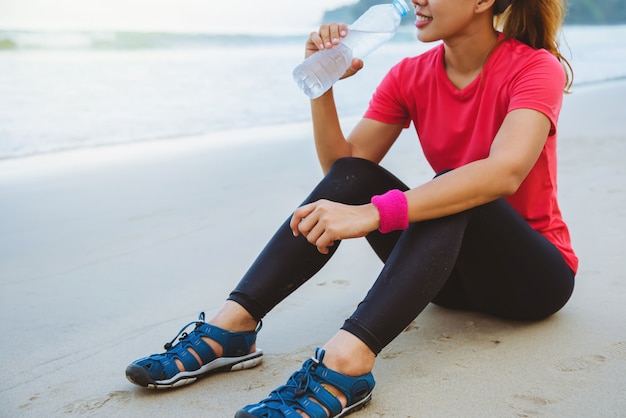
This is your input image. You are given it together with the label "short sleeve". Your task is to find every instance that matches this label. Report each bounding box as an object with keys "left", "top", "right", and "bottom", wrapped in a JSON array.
[
  {"left": 508, "top": 50, "right": 566, "bottom": 135},
  {"left": 364, "top": 60, "right": 411, "bottom": 127}
]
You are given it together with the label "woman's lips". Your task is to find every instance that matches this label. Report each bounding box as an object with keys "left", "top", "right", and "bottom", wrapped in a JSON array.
[{"left": 415, "top": 13, "right": 432, "bottom": 28}]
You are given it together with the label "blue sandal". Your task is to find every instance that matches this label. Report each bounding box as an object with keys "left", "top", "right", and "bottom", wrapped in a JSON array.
[
  {"left": 235, "top": 348, "right": 375, "bottom": 417},
  {"left": 126, "top": 312, "right": 263, "bottom": 389}
]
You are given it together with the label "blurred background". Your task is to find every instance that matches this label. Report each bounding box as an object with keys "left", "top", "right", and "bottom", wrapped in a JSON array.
[{"left": 1, "top": 0, "right": 625, "bottom": 160}]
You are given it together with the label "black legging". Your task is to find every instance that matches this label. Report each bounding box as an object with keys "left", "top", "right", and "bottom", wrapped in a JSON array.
[{"left": 228, "top": 157, "right": 575, "bottom": 354}]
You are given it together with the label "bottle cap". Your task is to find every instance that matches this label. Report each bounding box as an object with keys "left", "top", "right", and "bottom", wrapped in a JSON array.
[{"left": 392, "top": 0, "right": 411, "bottom": 17}]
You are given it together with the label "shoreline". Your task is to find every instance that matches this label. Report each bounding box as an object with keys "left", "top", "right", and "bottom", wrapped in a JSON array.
[
  {"left": 1, "top": 75, "right": 626, "bottom": 166},
  {"left": 1, "top": 78, "right": 625, "bottom": 417}
]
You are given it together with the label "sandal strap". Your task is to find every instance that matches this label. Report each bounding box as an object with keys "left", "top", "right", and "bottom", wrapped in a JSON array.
[
  {"left": 165, "top": 329, "right": 216, "bottom": 371},
  {"left": 297, "top": 379, "right": 342, "bottom": 417},
  {"left": 242, "top": 348, "right": 374, "bottom": 417},
  {"left": 154, "top": 354, "right": 181, "bottom": 380},
  {"left": 194, "top": 322, "right": 258, "bottom": 358}
]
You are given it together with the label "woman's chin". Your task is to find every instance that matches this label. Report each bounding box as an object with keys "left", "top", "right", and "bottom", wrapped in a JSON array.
[{"left": 417, "top": 32, "right": 435, "bottom": 43}]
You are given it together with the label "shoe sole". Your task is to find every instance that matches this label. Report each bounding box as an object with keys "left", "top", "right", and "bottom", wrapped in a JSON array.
[
  {"left": 235, "top": 391, "right": 372, "bottom": 418},
  {"left": 126, "top": 349, "right": 263, "bottom": 389},
  {"left": 337, "top": 392, "right": 372, "bottom": 417}
]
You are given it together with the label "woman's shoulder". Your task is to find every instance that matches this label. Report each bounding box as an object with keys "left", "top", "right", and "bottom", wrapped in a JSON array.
[
  {"left": 490, "top": 36, "right": 565, "bottom": 85},
  {"left": 498, "top": 36, "right": 562, "bottom": 68}
]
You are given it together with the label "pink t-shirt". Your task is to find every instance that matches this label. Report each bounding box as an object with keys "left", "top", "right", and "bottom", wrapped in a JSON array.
[{"left": 364, "top": 35, "right": 578, "bottom": 273}]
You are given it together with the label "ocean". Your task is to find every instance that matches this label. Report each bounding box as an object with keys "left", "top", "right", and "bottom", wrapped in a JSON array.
[{"left": 1, "top": 25, "right": 625, "bottom": 160}]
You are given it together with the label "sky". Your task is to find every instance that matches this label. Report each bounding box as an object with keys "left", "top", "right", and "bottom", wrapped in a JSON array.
[{"left": 0, "top": 0, "right": 356, "bottom": 34}]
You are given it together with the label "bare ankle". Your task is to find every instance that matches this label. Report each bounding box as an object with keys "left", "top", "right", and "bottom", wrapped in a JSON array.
[
  {"left": 321, "top": 331, "right": 376, "bottom": 376},
  {"left": 209, "top": 301, "right": 258, "bottom": 332}
]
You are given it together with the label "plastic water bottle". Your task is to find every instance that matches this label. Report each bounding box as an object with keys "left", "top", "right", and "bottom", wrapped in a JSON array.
[{"left": 293, "top": 0, "right": 411, "bottom": 99}]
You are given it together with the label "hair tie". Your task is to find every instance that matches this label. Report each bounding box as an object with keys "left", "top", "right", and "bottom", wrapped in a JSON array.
[{"left": 494, "top": 0, "right": 512, "bottom": 14}]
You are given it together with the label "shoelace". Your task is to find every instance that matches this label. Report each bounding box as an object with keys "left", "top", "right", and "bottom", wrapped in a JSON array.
[
  {"left": 266, "top": 356, "right": 321, "bottom": 407},
  {"left": 163, "top": 312, "right": 206, "bottom": 350}
]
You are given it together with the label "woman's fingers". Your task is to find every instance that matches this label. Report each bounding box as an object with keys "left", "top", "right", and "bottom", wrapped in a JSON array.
[
  {"left": 319, "top": 23, "right": 345, "bottom": 48},
  {"left": 290, "top": 200, "right": 344, "bottom": 254},
  {"left": 291, "top": 199, "right": 378, "bottom": 254},
  {"left": 301, "top": 217, "right": 335, "bottom": 254},
  {"left": 341, "top": 58, "right": 365, "bottom": 80},
  {"left": 305, "top": 23, "right": 349, "bottom": 58},
  {"left": 290, "top": 204, "right": 312, "bottom": 236},
  {"left": 314, "top": 232, "right": 336, "bottom": 255}
]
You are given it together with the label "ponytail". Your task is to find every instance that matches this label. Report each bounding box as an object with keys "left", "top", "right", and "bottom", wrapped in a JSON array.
[{"left": 495, "top": 0, "right": 573, "bottom": 91}]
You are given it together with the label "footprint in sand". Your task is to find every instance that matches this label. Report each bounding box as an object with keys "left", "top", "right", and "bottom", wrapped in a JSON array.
[
  {"left": 553, "top": 354, "right": 606, "bottom": 372},
  {"left": 18, "top": 394, "right": 40, "bottom": 410},
  {"left": 552, "top": 341, "right": 626, "bottom": 372},
  {"left": 507, "top": 393, "right": 557, "bottom": 417},
  {"left": 63, "top": 391, "right": 132, "bottom": 414},
  {"left": 605, "top": 341, "right": 626, "bottom": 360}
]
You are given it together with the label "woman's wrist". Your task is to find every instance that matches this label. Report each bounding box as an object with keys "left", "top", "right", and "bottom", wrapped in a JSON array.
[
  {"left": 370, "top": 189, "right": 409, "bottom": 234},
  {"left": 364, "top": 202, "right": 381, "bottom": 232}
]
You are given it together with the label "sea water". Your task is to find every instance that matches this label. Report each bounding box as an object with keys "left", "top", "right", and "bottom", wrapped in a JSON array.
[{"left": 0, "top": 25, "right": 625, "bottom": 160}]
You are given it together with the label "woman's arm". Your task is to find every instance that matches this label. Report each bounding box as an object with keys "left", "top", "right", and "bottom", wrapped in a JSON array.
[
  {"left": 313, "top": 109, "right": 405, "bottom": 173},
  {"left": 292, "top": 108, "right": 551, "bottom": 253},
  {"left": 404, "top": 108, "right": 551, "bottom": 222},
  {"left": 305, "top": 23, "right": 405, "bottom": 173}
]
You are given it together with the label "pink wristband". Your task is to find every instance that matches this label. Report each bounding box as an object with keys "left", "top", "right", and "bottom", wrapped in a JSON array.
[{"left": 371, "top": 189, "right": 409, "bottom": 234}]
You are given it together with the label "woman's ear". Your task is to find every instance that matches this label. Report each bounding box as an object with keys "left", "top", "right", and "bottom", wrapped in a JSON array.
[{"left": 475, "top": 0, "right": 497, "bottom": 14}]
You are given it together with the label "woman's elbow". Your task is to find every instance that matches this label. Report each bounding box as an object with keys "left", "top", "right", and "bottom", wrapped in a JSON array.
[{"left": 498, "top": 169, "right": 528, "bottom": 196}]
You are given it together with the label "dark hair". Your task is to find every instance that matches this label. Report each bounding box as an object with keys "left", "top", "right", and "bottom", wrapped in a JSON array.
[{"left": 495, "top": 0, "right": 573, "bottom": 91}]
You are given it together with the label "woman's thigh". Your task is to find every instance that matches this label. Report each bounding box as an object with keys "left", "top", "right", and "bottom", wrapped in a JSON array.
[{"left": 433, "top": 199, "right": 575, "bottom": 320}]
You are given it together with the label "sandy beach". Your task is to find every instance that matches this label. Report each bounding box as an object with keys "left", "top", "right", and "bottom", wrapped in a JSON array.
[{"left": 1, "top": 80, "right": 625, "bottom": 417}]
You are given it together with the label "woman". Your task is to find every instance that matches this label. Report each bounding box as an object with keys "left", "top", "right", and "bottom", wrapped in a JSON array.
[{"left": 126, "top": 0, "right": 578, "bottom": 416}]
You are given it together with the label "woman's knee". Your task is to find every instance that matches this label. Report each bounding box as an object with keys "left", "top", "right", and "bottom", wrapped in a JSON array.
[
  {"left": 316, "top": 157, "right": 407, "bottom": 203},
  {"left": 525, "top": 273, "right": 575, "bottom": 320},
  {"left": 326, "top": 157, "right": 382, "bottom": 178}
]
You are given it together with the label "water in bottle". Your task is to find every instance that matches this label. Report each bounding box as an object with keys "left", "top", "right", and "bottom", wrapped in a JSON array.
[{"left": 293, "top": 0, "right": 411, "bottom": 99}]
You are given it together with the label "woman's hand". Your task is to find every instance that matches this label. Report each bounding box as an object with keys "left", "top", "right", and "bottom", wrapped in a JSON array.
[
  {"left": 290, "top": 199, "right": 380, "bottom": 254},
  {"left": 305, "top": 22, "right": 364, "bottom": 80}
]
